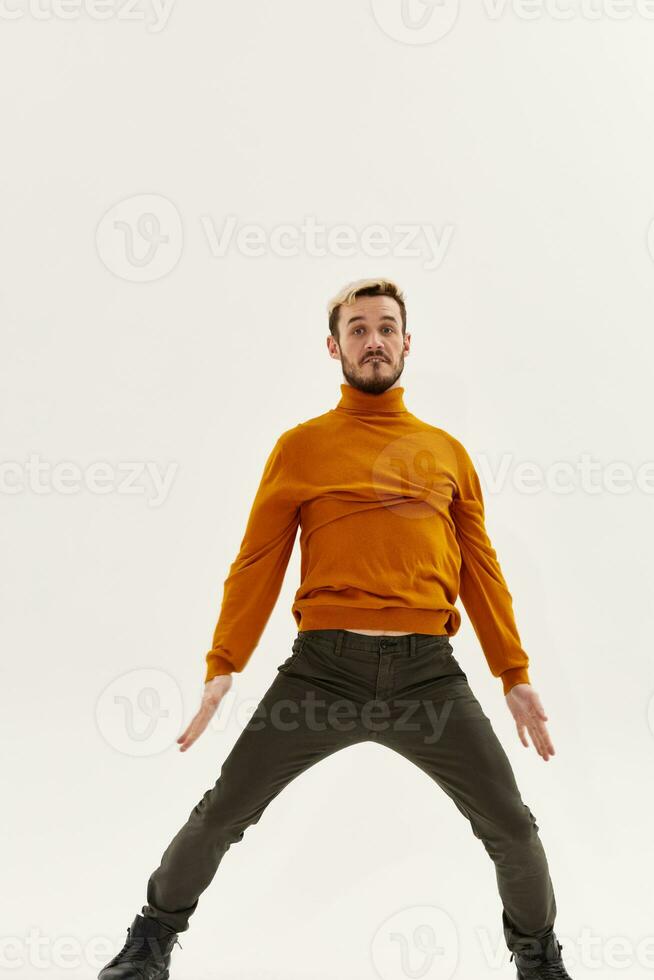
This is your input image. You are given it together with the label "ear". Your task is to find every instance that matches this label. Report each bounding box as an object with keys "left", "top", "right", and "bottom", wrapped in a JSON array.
[{"left": 326, "top": 335, "right": 340, "bottom": 359}]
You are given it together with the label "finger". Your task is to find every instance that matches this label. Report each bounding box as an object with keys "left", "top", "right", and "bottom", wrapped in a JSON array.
[
  {"left": 177, "top": 703, "right": 214, "bottom": 745},
  {"left": 179, "top": 727, "right": 199, "bottom": 751},
  {"left": 515, "top": 721, "right": 529, "bottom": 748},
  {"left": 526, "top": 720, "right": 548, "bottom": 759},
  {"left": 176, "top": 723, "right": 193, "bottom": 744},
  {"left": 181, "top": 710, "right": 213, "bottom": 750},
  {"left": 178, "top": 726, "right": 195, "bottom": 749},
  {"left": 529, "top": 721, "right": 553, "bottom": 760},
  {"left": 532, "top": 697, "right": 548, "bottom": 722},
  {"left": 530, "top": 715, "right": 555, "bottom": 751},
  {"left": 178, "top": 718, "right": 202, "bottom": 751},
  {"left": 535, "top": 720, "right": 555, "bottom": 756},
  {"left": 177, "top": 713, "right": 201, "bottom": 744}
]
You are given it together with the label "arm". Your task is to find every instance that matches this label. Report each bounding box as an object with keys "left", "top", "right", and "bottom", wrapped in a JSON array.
[
  {"left": 450, "top": 439, "right": 530, "bottom": 696},
  {"left": 204, "top": 434, "right": 300, "bottom": 683}
]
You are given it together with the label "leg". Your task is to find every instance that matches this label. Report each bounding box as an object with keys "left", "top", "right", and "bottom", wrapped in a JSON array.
[
  {"left": 141, "top": 660, "right": 366, "bottom": 933},
  {"left": 380, "top": 648, "right": 557, "bottom": 957}
]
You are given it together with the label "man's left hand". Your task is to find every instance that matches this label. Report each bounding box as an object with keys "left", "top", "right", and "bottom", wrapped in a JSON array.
[{"left": 505, "top": 684, "right": 555, "bottom": 761}]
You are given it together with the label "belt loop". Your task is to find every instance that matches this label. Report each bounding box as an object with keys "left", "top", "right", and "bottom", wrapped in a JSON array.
[
  {"left": 334, "top": 630, "right": 344, "bottom": 657},
  {"left": 409, "top": 635, "right": 416, "bottom": 657}
]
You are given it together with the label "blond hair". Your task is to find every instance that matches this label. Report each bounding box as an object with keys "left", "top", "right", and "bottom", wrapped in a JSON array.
[{"left": 327, "top": 278, "right": 407, "bottom": 339}]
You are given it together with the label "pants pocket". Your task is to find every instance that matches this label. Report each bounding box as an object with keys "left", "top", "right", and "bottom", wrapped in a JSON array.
[{"left": 276, "top": 636, "right": 304, "bottom": 673}]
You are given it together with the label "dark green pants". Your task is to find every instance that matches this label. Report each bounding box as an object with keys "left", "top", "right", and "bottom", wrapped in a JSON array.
[{"left": 142, "top": 629, "right": 557, "bottom": 955}]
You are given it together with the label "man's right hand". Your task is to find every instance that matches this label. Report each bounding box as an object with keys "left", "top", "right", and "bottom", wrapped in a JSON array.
[{"left": 176, "top": 675, "right": 233, "bottom": 752}]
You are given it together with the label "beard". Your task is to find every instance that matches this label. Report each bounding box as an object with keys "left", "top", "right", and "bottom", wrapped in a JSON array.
[{"left": 340, "top": 351, "right": 405, "bottom": 394}]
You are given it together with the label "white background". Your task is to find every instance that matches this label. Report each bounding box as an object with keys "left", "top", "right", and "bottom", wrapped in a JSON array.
[{"left": 2, "top": 1, "right": 653, "bottom": 978}]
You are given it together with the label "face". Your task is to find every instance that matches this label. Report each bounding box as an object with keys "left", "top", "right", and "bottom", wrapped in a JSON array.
[{"left": 327, "top": 294, "right": 411, "bottom": 394}]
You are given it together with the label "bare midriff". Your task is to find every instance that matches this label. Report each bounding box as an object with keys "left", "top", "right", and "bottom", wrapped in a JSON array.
[{"left": 343, "top": 629, "right": 412, "bottom": 636}]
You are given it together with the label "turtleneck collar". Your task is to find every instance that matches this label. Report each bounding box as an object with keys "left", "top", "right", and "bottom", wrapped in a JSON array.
[{"left": 335, "top": 383, "right": 408, "bottom": 415}]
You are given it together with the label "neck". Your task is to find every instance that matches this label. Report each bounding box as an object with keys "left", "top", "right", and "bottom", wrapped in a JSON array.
[{"left": 335, "top": 383, "right": 408, "bottom": 414}]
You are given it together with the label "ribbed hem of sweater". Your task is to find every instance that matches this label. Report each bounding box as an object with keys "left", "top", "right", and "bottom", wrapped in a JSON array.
[{"left": 294, "top": 605, "right": 452, "bottom": 634}]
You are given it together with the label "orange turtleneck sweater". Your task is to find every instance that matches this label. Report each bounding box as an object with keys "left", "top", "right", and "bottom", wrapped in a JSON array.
[{"left": 204, "top": 384, "right": 531, "bottom": 695}]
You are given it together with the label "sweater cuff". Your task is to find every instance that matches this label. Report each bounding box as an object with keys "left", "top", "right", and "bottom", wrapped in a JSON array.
[
  {"left": 205, "top": 652, "right": 234, "bottom": 684},
  {"left": 501, "top": 666, "right": 530, "bottom": 695}
]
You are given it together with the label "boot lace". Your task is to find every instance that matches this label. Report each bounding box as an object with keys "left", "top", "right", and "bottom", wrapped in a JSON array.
[{"left": 112, "top": 927, "right": 182, "bottom": 965}]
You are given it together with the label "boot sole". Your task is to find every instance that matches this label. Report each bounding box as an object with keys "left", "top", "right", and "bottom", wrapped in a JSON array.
[{"left": 99, "top": 966, "right": 169, "bottom": 979}]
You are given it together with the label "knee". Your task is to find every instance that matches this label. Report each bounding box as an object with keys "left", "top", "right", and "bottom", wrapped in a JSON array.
[
  {"left": 498, "top": 802, "right": 542, "bottom": 846},
  {"left": 191, "top": 784, "right": 254, "bottom": 847},
  {"left": 514, "top": 803, "right": 541, "bottom": 841},
  {"left": 471, "top": 801, "right": 542, "bottom": 859}
]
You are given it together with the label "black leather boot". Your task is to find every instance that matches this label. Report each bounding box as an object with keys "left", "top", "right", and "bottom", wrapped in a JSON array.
[
  {"left": 98, "top": 914, "right": 182, "bottom": 980},
  {"left": 511, "top": 938, "right": 573, "bottom": 979}
]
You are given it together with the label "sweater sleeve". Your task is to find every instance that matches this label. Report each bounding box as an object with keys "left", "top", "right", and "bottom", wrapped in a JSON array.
[
  {"left": 450, "top": 439, "right": 530, "bottom": 695},
  {"left": 204, "top": 435, "right": 300, "bottom": 683}
]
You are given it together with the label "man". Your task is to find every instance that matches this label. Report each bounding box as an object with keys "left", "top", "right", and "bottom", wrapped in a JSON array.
[{"left": 98, "top": 278, "right": 572, "bottom": 980}]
